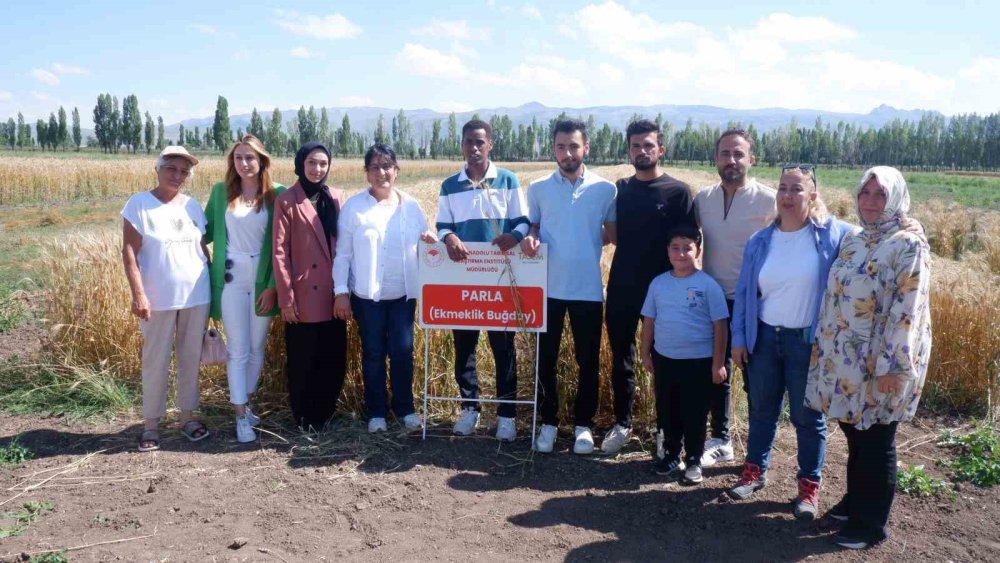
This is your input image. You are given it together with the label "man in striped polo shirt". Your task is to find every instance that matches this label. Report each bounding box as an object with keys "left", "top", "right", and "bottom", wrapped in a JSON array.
[{"left": 435, "top": 119, "right": 530, "bottom": 440}]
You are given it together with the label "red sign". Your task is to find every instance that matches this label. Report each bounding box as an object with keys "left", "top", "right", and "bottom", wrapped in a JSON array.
[{"left": 422, "top": 285, "right": 544, "bottom": 328}]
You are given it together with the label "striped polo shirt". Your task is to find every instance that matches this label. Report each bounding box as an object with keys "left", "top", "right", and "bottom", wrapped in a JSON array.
[{"left": 435, "top": 161, "right": 530, "bottom": 243}]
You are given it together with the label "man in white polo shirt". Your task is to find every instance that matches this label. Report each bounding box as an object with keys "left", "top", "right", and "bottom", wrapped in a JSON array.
[
  {"left": 520, "top": 119, "right": 616, "bottom": 455},
  {"left": 695, "top": 129, "right": 776, "bottom": 466}
]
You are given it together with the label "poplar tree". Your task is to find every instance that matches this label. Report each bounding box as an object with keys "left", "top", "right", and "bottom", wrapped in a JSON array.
[
  {"left": 144, "top": 111, "right": 154, "bottom": 153},
  {"left": 248, "top": 108, "right": 264, "bottom": 139},
  {"left": 36, "top": 119, "right": 47, "bottom": 150},
  {"left": 178, "top": 123, "right": 186, "bottom": 147},
  {"left": 266, "top": 108, "right": 284, "bottom": 155},
  {"left": 57, "top": 106, "right": 68, "bottom": 149},
  {"left": 156, "top": 116, "right": 164, "bottom": 149},
  {"left": 47, "top": 113, "right": 58, "bottom": 150},
  {"left": 71, "top": 107, "right": 81, "bottom": 150},
  {"left": 213, "top": 95, "right": 231, "bottom": 151}
]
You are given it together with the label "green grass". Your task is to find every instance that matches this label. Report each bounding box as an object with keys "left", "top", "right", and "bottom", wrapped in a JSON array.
[
  {"left": 0, "top": 283, "right": 32, "bottom": 332},
  {"left": 0, "top": 502, "right": 54, "bottom": 539},
  {"left": 29, "top": 552, "right": 68, "bottom": 563},
  {"left": 0, "top": 438, "right": 33, "bottom": 467},
  {"left": 0, "top": 361, "right": 138, "bottom": 422},
  {"left": 938, "top": 424, "right": 1000, "bottom": 487},
  {"left": 897, "top": 464, "right": 953, "bottom": 497}
]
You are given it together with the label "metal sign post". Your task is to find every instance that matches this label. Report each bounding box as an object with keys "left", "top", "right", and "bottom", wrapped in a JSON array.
[{"left": 416, "top": 241, "right": 547, "bottom": 447}]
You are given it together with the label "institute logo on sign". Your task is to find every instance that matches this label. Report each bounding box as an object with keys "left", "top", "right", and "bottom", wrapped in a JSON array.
[{"left": 422, "top": 243, "right": 446, "bottom": 268}]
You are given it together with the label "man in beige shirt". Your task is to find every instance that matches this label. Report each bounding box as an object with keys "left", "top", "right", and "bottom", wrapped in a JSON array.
[{"left": 694, "top": 130, "right": 776, "bottom": 466}]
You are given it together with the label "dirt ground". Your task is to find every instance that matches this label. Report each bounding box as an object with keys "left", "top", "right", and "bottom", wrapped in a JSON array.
[{"left": 0, "top": 410, "right": 998, "bottom": 563}]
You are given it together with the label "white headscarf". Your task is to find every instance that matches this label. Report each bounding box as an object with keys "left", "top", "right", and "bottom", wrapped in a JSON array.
[{"left": 856, "top": 166, "right": 910, "bottom": 230}]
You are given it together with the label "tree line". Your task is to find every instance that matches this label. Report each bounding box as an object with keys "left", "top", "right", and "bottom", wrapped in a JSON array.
[{"left": 4, "top": 94, "right": 999, "bottom": 171}]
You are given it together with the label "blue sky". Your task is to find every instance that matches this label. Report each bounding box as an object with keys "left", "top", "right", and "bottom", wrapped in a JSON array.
[{"left": 2, "top": 0, "right": 998, "bottom": 128}]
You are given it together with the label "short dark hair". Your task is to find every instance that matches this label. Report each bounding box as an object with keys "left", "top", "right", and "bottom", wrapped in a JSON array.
[
  {"left": 667, "top": 224, "right": 703, "bottom": 248},
  {"left": 462, "top": 119, "right": 492, "bottom": 141},
  {"left": 364, "top": 143, "right": 398, "bottom": 170},
  {"left": 626, "top": 119, "right": 664, "bottom": 146},
  {"left": 715, "top": 129, "right": 754, "bottom": 155},
  {"left": 552, "top": 119, "right": 588, "bottom": 142}
]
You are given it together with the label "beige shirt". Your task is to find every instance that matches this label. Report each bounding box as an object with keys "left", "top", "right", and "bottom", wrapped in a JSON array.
[{"left": 695, "top": 179, "right": 776, "bottom": 298}]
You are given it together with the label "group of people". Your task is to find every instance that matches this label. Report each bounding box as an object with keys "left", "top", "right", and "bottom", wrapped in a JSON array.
[{"left": 121, "top": 118, "right": 931, "bottom": 550}]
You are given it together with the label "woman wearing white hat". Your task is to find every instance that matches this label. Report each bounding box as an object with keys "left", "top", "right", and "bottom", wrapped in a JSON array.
[{"left": 122, "top": 145, "right": 212, "bottom": 452}]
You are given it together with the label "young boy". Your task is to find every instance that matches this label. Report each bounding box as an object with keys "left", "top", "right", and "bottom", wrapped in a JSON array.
[{"left": 640, "top": 225, "right": 729, "bottom": 484}]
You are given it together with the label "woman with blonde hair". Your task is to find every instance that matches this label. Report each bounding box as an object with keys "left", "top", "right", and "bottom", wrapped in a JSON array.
[
  {"left": 806, "top": 166, "right": 931, "bottom": 549},
  {"left": 204, "top": 134, "right": 285, "bottom": 442},
  {"left": 726, "top": 165, "right": 855, "bottom": 519}
]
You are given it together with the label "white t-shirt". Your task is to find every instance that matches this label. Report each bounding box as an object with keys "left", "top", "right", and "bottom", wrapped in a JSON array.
[
  {"left": 121, "top": 191, "right": 211, "bottom": 311},
  {"left": 225, "top": 202, "right": 268, "bottom": 255},
  {"left": 758, "top": 225, "right": 820, "bottom": 329}
]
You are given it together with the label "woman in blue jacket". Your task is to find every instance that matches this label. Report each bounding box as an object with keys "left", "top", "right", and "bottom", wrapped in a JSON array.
[{"left": 724, "top": 165, "right": 854, "bottom": 519}]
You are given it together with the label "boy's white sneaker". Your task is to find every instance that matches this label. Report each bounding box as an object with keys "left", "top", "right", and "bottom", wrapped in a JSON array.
[
  {"left": 402, "top": 414, "right": 422, "bottom": 431},
  {"left": 496, "top": 417, "right": 516, "bottom": 442},
  {"left": 601, "top": 424, "right": 632, "bottom": 454},
  {"left": 368, "top": 417, "right": 388, "bottom": 433},
  {"left": 244, "top": 405, "right": 261, "bottom": 426},
  {"left": 534, "top": 424, "right": 558, "bottom": 453},
  {"left": 573, "top": 426, "right": 595, "bottom": 455},
  {"left": 452, "top": 407, "right": 480, "bottom": 436}
]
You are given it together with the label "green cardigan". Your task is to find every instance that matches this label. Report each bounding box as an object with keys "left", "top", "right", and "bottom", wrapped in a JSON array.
[{"left": 204, "top": 181, "right": 286, "bottom": 320}]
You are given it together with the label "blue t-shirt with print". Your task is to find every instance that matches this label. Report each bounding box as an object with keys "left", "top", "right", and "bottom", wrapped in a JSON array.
[{"left": 641, "top": 270, "right": 729, "bottom": 359}]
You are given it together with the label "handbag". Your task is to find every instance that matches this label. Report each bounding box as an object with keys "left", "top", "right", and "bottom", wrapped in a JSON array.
[{"left": 200, "top": 322, "right": 228, "bottom": 366}]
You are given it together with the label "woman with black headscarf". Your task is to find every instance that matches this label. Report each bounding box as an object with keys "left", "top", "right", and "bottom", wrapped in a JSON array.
[{"left": 273, "top": 142, "right": 347, "bottom": 429}]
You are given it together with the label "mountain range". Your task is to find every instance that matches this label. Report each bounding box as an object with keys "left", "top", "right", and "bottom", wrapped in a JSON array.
[{"left": 163, "top": 102, "right": 940, "bottom": 144}]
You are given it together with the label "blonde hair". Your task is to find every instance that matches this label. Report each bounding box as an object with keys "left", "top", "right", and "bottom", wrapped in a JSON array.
[{"left": 224, "top": 134, "right": 274, "bottom": 212}]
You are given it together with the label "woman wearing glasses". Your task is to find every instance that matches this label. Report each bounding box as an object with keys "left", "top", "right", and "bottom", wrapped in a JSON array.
[
  {"left": 204, "top": 134, "right": 285, "bottom": 442},
  {"left": 273, "top": 141, "right": 347, "bottom": 429},
  {"left": 122, "top": 146, "right": 212, "bottom": 452},
  {"left": 806, "top": 167, "right": 931, "bottom": 550},
  {"left": 333, "top": 144, "right": 437, "bottom": 433},
  {"left": 725, "top": 165, "right": 854, "bottom": 518}
]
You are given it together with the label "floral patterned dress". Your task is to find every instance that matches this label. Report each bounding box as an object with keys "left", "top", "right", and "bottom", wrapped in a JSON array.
[{"left": 805, "top": 221, "right": 932, "bottom": 430}]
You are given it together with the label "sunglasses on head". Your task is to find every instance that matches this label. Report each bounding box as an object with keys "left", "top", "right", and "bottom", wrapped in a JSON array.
[
  {"left": 782, "top": 163, "right": 816, "bottom": 172},
  {"left": 224, "top": 258, "right": 234, "bottom": 283}
]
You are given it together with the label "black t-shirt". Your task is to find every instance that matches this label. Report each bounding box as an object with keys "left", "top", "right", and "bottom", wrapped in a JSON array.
[{"left": 607, "top": 173, "right": 697, "bottom": 300}]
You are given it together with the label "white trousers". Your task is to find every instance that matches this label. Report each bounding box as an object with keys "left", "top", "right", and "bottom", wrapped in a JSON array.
[{"left": 221, "top": 252, "right": 273, "bottom": 405}]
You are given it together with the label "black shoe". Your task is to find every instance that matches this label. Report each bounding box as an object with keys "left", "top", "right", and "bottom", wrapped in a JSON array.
[
  {"left": 827, "top": 495, "right": 849, "bottom": 522},
  {"left": 653, "top": 456, "right": 686, "bottom": 480},
  {"left": 832, "top": 531, "right": 870, "bottom": 550}
]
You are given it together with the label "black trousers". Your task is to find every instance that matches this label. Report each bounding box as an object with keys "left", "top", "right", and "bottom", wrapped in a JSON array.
[
  {"left": 537, "top": 298, "right": 603, "bottom": 427},
  {"left": 453, "top": 329, "right": 517, "bottom": 417},
  {"left": 708, "top": 299, "right": 740, "bottom": 441},
  {"left": 840, "top": 421, "right": 898, "bottom": 544},
  {"left": 285, "top": 319, "right": 347, "bottom": 429},
  {"left": 604, "top": 290, "right": 641, "bottom": 428},
  {"left": 653, "top": 352, "right": 714, "bottom": 466}
]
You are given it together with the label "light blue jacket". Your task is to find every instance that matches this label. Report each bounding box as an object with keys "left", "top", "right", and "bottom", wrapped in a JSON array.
[{"left": 731, "top": 216, "right": 857, "bottom": 351}]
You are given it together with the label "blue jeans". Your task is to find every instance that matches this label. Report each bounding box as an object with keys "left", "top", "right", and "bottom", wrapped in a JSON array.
[
  {"left": 351, "top": 295, "right": 416, "bottom": 420},
  {"left": 745, "top": 321, "right": 827, "bottom": 481}
]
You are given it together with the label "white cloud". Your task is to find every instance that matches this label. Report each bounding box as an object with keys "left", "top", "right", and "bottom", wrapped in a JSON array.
[
  {"left": 575, "top": 1, "right": 705, "bottom": 60},
  {"left": 811, "top": 51, "right": 953, "bottom": 107},
  {"left": 52, "top": 63, "right": 89, "bottom": 75},
  {"left": 958, "top": 57, "right": 1000, "bottom": 83},
  {"left": 338, "top": 96, "right": 373, "bottom": 107},
  {"left": 413, "top": 19, "right": 484, "bottom": 40},
  {"left": 752, "top": 13, "right": 857, "bottom": 43},
  {"left": 509, "top": 64, "right": 587, "bottom": 99},
  {"left": 521, "top": 5, "right": 542, "bottom": 19},
  {"left": 30, "top": 69, "right": 60, "bottom": 86},
  {"left": 30, "top": 91, "right": 56, "bottom": 102},
  {"left": 191, "top": 23, "right": 218, "bottom": 35},
  {"left": 396, "top": 43, "right": 468, "bottom": 77},
  {"left": 274, "top": 10, "right": 362, "bottom": 39},
  {"left": 290, "top": 46, "right": 316, "bottom": 59}
]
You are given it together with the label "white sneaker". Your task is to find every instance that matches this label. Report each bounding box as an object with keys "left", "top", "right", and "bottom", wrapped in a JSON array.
[
  {"left": 235, "top": 415, "right": 257, "bottom": 443},
  {"left": 402, "top": 414, "right": 422, "bottom": 431},
  {"left": 368, "top": 418, "right": 388, "bottom": 433},
  {"left": 574, "top": 426, "right": 595, "bottom": 455},
  {"left": 452, "top": 407, "right": 480, "bottom": 436},
  {"left": 496, "top": 417, "right": 516, "bottom": 442},
  {"left": 535, "top": 424, "right": 558, "bottom": 453},
  {"left": 684, "top": 464, "right": 704, "bottom": 484},
  {"left": 701, "top": 438, "right": 735, "bottom": 466},
  {"left": 655, "top": 429, "right": 665, "bottom": 460},
  {"left": 244, "top": 405, "right": 261, "bottom": 426},
  {"left": 600, "top": 424, "right": 632, "bottom": 454}
]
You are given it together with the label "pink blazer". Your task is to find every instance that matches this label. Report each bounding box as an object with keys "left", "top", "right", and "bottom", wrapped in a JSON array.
[{"left": 272, "top": 182, "right": 345, "bottom": 323}]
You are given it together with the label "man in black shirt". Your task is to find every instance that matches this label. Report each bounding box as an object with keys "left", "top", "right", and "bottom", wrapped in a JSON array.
[{"left": 601, "top": 119, "right": 698, "bottom": 454}]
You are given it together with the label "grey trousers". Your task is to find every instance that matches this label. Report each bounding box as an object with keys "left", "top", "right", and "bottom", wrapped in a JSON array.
[{"left": 140, "top": 304, "right": 210, "bottom": 419}]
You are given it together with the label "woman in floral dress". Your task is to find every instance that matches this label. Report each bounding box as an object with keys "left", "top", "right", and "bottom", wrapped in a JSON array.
[{"left": 805, "top": 166, "right": 932, "bottom": 550}]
